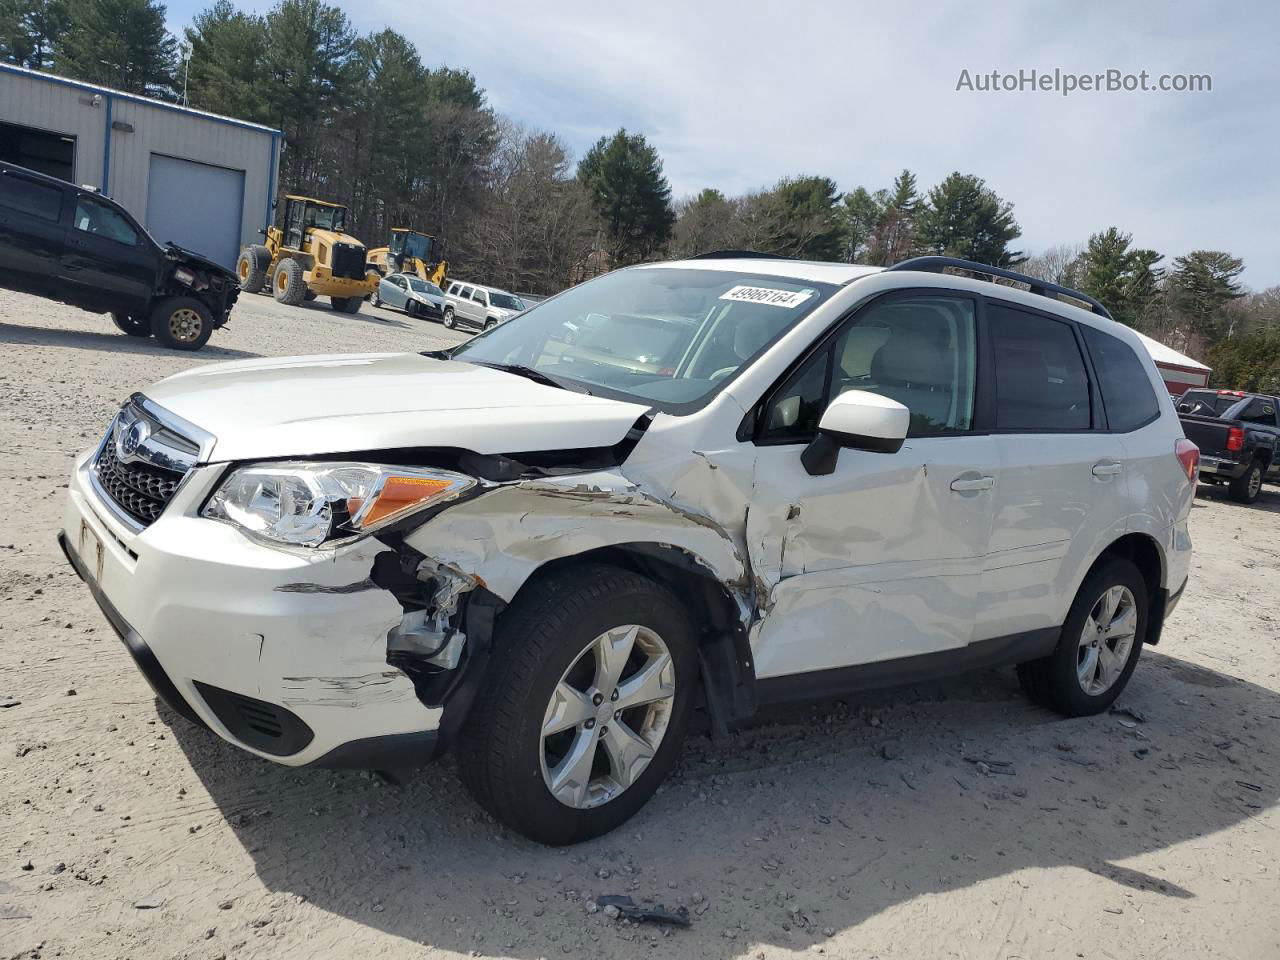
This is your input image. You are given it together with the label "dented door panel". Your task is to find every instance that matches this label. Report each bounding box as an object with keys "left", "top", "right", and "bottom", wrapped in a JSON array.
[{"left": 747, "top": 435, "right": 998, "bottom": 678}]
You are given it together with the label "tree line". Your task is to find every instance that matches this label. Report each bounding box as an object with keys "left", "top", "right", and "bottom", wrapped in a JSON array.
[{"left": 3, "top": 0, "right": 1277, "bottom": 386}]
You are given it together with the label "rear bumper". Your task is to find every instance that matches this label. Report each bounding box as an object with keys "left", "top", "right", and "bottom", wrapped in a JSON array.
[{"left": 1199, "top": 455, "right": 1248, "bottom": 479}]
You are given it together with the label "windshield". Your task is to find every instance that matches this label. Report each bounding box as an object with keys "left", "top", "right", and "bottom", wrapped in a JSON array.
[
  {"left": 490, "top": 292, "right": 524, "bottom": 311},
  {"left": 404, "top": 233, "right": 434, "bottom": 260},
  {"left": 450, "top": 268, "right": 833, "bottom": 411},
  {"left": 304, "top": 203, "right": 346, "bottom": 232},
  {"left": 407, "top": 278, "right": 439, "bottom": 294}
]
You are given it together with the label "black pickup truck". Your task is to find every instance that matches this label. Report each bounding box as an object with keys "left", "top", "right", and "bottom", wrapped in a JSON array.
[
  {"left": 1176, "top": 388, "right": 1280, "bottom": 503},
  {"left": 0, "top": 161, "right": 238, "bottom": 350}
]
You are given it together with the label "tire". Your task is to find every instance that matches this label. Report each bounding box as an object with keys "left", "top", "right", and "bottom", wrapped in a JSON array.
[
  {"left": 236, "top": 244, "right": 270, "bottom": 293},
  {"left": 1228, "top": 460, "right": 1264, "bottom": 504},
  {"left": 442, "top": 306, "right": 456, "bottom": 329},
  {"left": 483, "top": 317, "right": 497, "bottom": 331},
  {"left": 405, "top": 299, "right": 418, "bottom": 318},
  {"left": 304, "top": 289, "right": 318, "bottom": 302},
  {"left": 1016, "top": 557, "right": 1147, "bottom": 716},
  {"left": 457, "top": 564, "right": 697, "bottom": 845},
  {"left": 272, "top": 259, "right": 306, "bottom": 305},
  {"left": 149, "top": 296, "right": 213, "bottom": 351},
  {"left": 371, "top": 290, "right": 382, "bottom": 308},
  {"left": 111, "top": 312, "right": 150, "bottom": 337},
  {"left": 330, "top": 296, "right": 360, "bottom": 314}
]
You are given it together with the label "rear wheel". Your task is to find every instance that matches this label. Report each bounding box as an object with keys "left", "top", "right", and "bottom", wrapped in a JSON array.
[
  {"left": 442, "top": 306, "right": 456, "bottom": 329},
  {"left": 458, "top": 565, "right": 696, "bottom": 845},
  {"left": 236, "top": 244, "right": 270, "bottom": 293},
  {"left": 1228, "top": 460, "right": 1264, "bottom": 503},
  {"left": 330, "top": 296, "right": 361, "bottom": 314},
  {"left": 1017, "top": 557, "right": 1147, "bottom": 716},
  {"left": 150, "top": 297, "right": 213, "bottom": 351},
  {"left": 111, "top": 312, "right": 150, "bottom": 337},
  {"left": 272, "top": 259, "right": 306, "bottom": 305}
]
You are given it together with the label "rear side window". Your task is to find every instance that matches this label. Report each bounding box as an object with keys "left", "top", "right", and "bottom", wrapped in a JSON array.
[
  {"left": 1233, "top": 397, "right": 1278, "bottom": 426},
  {"left": 988, "top": 304, "right": 1091, "bottom": 431},
  {"left": 0, "top": 171, "right": 63, "bottom": 221},
  {"left": 1081, "top": 326, "right": 1161, "bottom": 431}
]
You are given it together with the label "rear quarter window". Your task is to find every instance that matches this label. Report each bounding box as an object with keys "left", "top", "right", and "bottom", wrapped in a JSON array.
[
  {"left": 1081, "top": 325, "right": 1161, "bottom": 431},
  {"left": 0, "top": 172, "right": 63, "bottom": 221}
]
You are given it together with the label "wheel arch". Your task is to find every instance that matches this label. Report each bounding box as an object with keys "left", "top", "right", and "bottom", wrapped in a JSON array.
[
  {"left": 498, "top": 542, "right": 756, "bottom": 737},
  {"left": 1089, "top": 532, "right": 1168, "bottom": 645}
]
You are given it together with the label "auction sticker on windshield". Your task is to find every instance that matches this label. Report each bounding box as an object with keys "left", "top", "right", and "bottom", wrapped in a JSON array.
[{"left": 719, "top": 285, "right": 814, "bottom": 308}]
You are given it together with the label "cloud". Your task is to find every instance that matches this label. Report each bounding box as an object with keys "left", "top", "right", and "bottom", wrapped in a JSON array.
[{"left": 170, "top": 0, "right": 1280, "bottom": 287}]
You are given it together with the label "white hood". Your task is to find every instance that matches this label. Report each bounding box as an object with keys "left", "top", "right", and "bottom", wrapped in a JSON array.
[{"left": 143, "top": 353, "right": 650, "bottom": 463}]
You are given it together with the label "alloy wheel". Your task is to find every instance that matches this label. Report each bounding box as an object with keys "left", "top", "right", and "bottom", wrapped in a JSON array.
[
  {"left": 1249, "top": 466, "right": 1263, "bottom": 499},
  {"left": 167, "top": 307, "right": 204, "bottom": 344},
  {"left": 540, "top": 624, "right": 676, "bottom": 809},
  {"left": 1076, "top": 585, "right": 1137, "bottom": 696}
]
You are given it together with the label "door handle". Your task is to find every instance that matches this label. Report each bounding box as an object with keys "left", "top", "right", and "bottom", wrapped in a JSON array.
[
  {"left": 1092, "top": 461, "right": 1123, "bottom": 477},
  {"left": 950, "top": 475, "right": 994, "bottom": 492}
]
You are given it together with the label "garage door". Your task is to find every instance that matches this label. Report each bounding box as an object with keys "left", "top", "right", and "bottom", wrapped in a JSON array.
[{"left": 145, "top": 154, "right": 245, "bottom": 269}]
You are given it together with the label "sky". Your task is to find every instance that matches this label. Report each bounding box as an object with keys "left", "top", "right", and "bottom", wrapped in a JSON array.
[{"left": 167, "top": 0, "right": 1280, "bottom": 289}]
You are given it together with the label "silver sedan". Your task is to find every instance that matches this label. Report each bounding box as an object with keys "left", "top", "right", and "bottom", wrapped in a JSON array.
[{"left": 372, "top": 273, "right": 445, "bottom": 320}]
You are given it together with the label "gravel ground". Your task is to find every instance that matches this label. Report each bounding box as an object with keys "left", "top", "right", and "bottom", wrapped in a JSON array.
[{"left": 1, "top": 287, "right": 1277, "bottom": 960}]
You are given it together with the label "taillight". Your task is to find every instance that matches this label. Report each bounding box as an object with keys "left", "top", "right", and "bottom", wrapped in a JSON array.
[
  {"left": 1175, "top": 438, "right": 1199, "bottom": 484},
  {"left": 1226, "top": 426, "right": 1245, "bottom": 452}
]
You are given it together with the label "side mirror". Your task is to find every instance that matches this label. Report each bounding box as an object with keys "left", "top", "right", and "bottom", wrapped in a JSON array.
[{"left": 801, "top": 390, "right": 909, "bottom": 476}]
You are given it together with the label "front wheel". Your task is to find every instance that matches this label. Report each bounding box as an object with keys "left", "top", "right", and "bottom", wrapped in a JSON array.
[
  {"left": 442, "top": 306, "right": 456, "bottom": 329},
  {"left": 1228, "top": 460, "right": 1264, "bottom": 504},
  {"left": 1017, "top": 557, "right": 1147, "bottom": 716},
  {"left": 330, "top": 296, "right": 361, "bottom": 314},
  {"left": 150, "top": 297, "right": 213, "bottom": 351},
  {"left": 111, "top": 312, "right": 150, "bottom": 337},
  {"left": 458, "top": 565, "right": 696, "bottom": 845}
]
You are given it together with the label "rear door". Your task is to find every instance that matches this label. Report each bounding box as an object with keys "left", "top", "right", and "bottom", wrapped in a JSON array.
[
  {"left": 0, "top": 166, "right": 68, "bottom": 296},
  {"left": 979, "top": 301, "right": 1129, "bottom": 639},
  {"left": 62, "top": 193, "right": 157, "bottom": 312}
]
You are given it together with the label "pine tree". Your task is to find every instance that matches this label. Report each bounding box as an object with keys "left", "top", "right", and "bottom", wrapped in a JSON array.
[
  {"left": 913, "top": 172, "right": 1023, "bottom": 266},
  {"left": 184, "top": 1, "right": 268, "bottom": 121},
  {"left": 576, "top": 129, "right": 675, "bottom": 266},
  {"left": 56, "top": 0, "right": 176, "bottom": 95},
  {"left": 869, "top": 169, "right": 918, "bottom": 265},
  {"left": 0, "top": 0, "right": 68, "bottom": 69},
  {"left": 840, "top": 186, "right": 880, "bottom": 263},
  {"left": 1169, "top": 250, "right": 1245, "bottom": 345}
]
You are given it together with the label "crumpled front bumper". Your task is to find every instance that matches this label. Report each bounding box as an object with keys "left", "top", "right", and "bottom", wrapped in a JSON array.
[{"left": 60, "top": 450, "right": 443, "bottom": 767}]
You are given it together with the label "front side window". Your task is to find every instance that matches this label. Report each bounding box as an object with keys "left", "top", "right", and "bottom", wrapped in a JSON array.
[
  {"left": 988, "top": 304, "right": 1091, "bottom": 431},
  {"left": 1081, "top": 325, "right": 1160, "bottom": 431},
  {"left": 472, "top": 289, "right": 488, "bottom": 304},
  {"left": 760, "top": 294, "right": 977, "bottom": 442},
  {"left": 450, "top": 267, "right": 834, "bottom": 412},
  {"left": 0, "top": 172, "right": 63, "bottom": 221},
  {"left": 73, "top": 196, "right": 137, "bottom": 245}
]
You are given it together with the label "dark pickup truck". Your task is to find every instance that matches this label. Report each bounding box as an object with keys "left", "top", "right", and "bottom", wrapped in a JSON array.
[
  {"left": 1176, "top": 388, "right": 1280, "bottom": 503},
  {"left": 0, "top": 161, "right": 238, "bottom": 350}
]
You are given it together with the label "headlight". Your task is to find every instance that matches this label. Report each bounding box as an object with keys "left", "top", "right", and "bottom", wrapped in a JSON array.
[{"left": 202, "top": 462, "right": 474, "bottom": 548}]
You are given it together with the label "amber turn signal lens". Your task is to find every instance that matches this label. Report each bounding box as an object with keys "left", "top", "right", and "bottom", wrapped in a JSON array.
[{"left": 360, "top": 476, "right": 455, "bottom": 527}]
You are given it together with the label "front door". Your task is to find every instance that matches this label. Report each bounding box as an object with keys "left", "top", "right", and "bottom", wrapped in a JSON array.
[
  {"left": 61, "top": 194, "right": 155, "bottom": 311},
  {"left": 746, "top": 291, "right": 998, "bottom": 680}
]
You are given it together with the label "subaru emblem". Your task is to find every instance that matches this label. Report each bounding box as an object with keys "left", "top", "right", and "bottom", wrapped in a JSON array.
[{"left": 118, "top": 419, "right": 151, "bottom": 461}]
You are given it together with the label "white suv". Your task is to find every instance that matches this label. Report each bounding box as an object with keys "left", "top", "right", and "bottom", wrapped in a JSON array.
[
  {"left": 60, "top": 254, "right": 1196, "bottom": 844},
  {"left": 441, "top": 280, "right": 525, "bottom": 331}
]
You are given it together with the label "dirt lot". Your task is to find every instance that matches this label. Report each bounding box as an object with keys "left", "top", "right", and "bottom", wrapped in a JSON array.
[{"left": 1, "top": 287, "right": 1277, "bottom": 960}]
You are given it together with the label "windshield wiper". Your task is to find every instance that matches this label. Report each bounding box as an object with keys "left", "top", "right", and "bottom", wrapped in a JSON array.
[{"left": 470, "top": 360, "right": 582, "bottom": 393}]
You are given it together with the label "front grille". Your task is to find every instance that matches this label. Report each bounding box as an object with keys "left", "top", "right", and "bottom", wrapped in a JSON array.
[
  {"left": 90, "top": 397, "right": 205, "bottom": 530},
  {"left": 95, "top": 441, "right": 184, "bottom": 526},
  {"left": 331, "top": 242, "right": 366, "bottom": 280}
]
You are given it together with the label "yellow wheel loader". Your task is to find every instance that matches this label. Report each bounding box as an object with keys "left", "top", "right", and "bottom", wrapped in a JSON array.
[
  {"left": 367, "top": 228, "right": 449, "bottom": 289},
  {"left": 237, "top": 196, "right": 380, "bottom": 313}
]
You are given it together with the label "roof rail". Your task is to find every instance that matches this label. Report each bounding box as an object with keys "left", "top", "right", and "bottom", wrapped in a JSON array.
[
  {"left": 886, "top": 256, "right": 1114, "bottom": 320},
  {"left": 686, "top": 250, "right": 795, "bottom": 261}
]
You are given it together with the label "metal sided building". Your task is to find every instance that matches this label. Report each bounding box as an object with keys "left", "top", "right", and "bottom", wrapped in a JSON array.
[{"left": 0, "top": 64, "right": 281, "bottom": 269}]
